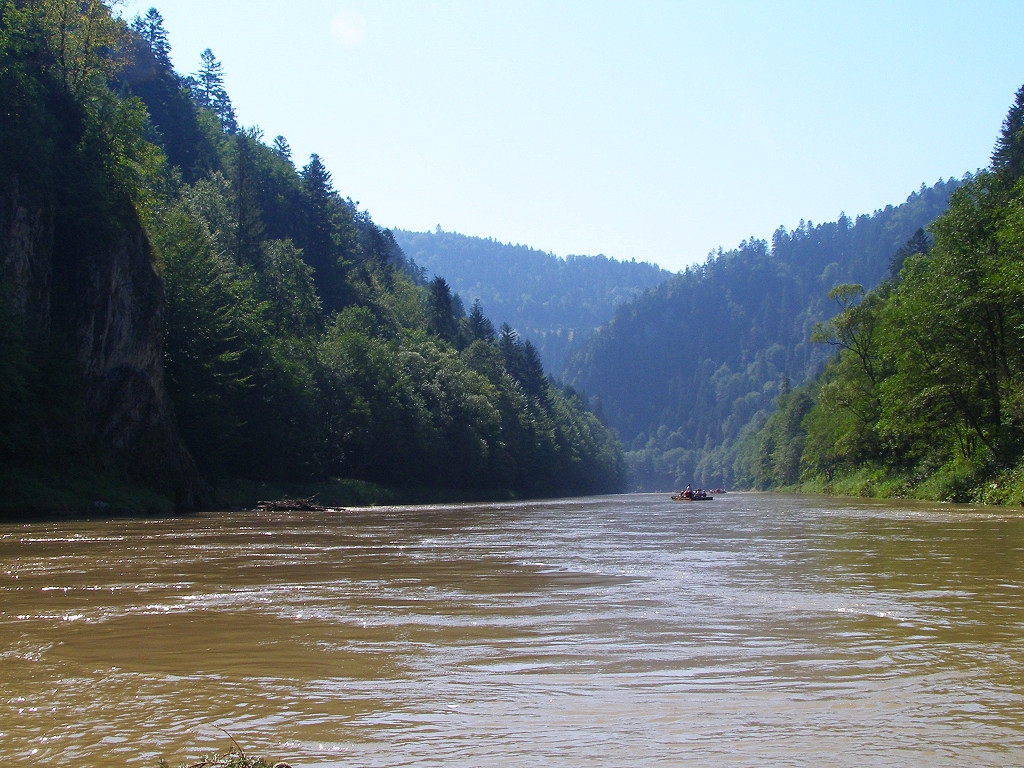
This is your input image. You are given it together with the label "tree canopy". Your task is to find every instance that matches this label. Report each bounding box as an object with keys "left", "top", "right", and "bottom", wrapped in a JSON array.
[
  {"left": 744, "top": 83, "right": 1024, "bottom": 504},
  {"left": 392, "top": 228, "right": 670, "bottom": 373},
  {"left": 0, "top": 0, "right": 627, "bottom": 514},
  {"left": 565, "top": 179, "right": 963, "bottom": 491}
]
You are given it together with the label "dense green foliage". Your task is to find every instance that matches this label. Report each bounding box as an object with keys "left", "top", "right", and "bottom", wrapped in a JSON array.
[
  {"left": 565, "top": 180, "right": 962, "bottom": 491},
  {"left": 393, "top": 229, "right": 670, "bottom": 373},
  {"left": 0, "top": 1, "right": 626, "bottom": 512},
  {"left": 1, "top": 0, "right": 166, "bottom": 479},
  {"left": 747, "top": 86, "right": 1024, "bottom": 503}
]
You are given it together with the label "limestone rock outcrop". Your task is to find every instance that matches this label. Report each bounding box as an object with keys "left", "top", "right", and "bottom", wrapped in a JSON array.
[{"left": 1, "top": 173, "right": 206, "bottom": 509}]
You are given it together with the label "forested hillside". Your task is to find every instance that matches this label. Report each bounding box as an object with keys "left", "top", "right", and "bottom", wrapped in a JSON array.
[
  {"left": 565, "top": 178, "right": 963, "bottom": 491},
  {"left": 0, "top": 2, "right": 626, "bottom": 517},
  {"left": 746, "top": 84, "right": 1024, "bottom": 505},
  {"left": 393, "top": 229, "right": 669, "bottom": 373}
]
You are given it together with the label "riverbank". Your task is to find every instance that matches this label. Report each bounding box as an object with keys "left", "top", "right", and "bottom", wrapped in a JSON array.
[
  {"left": 0, "top": 462, "right": 178, "bottom": 521},
  {"left": 792, "top": 458, "right": 1024, "bottom": 506},
  {"left": 0, "top": 462, "right": 519, "bottom": 523},
  {"left": 211, "top": 476, "right": 518, "bottom": 511}
]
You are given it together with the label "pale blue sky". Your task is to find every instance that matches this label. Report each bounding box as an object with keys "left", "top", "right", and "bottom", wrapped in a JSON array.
[{"left": 116, "top": 0, "right": 1024, "bottom": 271}]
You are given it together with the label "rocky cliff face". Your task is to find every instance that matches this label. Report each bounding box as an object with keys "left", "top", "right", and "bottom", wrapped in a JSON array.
[
  {"left": 0, "top": 176, "right": 52, "bottom": 333},
  {"left": 1, "top": 173, "right": 206, "bottom": 509}
]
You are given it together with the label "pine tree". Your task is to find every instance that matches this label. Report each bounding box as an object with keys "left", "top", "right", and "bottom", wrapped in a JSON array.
[
  {"left": 193, "top": 48, "right": 236, "bottom": 131},
  {"left": 499, "top": 323, "right": 522, "bottom": 378},
  {"left": 467, "top": 299, "right": 495, "bottom": 341},
  {"left": 521, "top": 340, "right": 548, "bottom": 398},
  {"left": 192, "top": 48, "right": 221, "bottom": 108},
  {"left": 426, "top": 276, "right": 459, "bottom": 341},
  {"left": 272, "top": 135, "right": 292, "bottom": 161},
  {"left": 299, "top": 154, "right": 336, "bottom": 271},
  {"left": 131, "top": 8, "right": 171, "bottom": 68},
  {"left": 227, "top": 131, "right": 265, "bottom": 266},
  {"left": 889, "top": 228, "right": 930, "bottom": 278},
  {"left": 298, "top": 153, "right": 349, "bottom": 309},
  {"left": 992, "top": 83, "right": 1024, "bottom": 184}
]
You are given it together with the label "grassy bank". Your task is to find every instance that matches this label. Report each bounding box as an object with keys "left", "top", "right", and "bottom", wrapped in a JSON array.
[
  {"left": 0, "top": 462, "right": 177, "bottom": 521},
  {"left": 793, "top": 458, "right": 1024, "bottom": 506}
]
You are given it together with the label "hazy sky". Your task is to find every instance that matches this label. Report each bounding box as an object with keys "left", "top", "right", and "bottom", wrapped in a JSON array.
[{"left": 116, "top": 0, "right": 1024, "bottom": 272}]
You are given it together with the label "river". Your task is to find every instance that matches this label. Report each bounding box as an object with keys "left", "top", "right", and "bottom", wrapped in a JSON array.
[{"left": 1, "top": 492, "right": 1023, "bottom": 767}]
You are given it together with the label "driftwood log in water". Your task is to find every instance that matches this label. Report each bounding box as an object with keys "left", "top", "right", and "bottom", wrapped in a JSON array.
[{"left": 255, "top": 495, "right": 343, "bottom": 512}]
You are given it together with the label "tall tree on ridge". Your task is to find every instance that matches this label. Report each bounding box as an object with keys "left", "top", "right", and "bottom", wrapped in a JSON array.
[
  {"left": 298, "top": 153, "right": 351, "bottom": 310},
  {"left": 992, "top": 83, "right": 1024, "bottom": 185},
  {"left": 426, "top": 276, "right": 459, "bottom": 342},
  {"left": 466, "top": 299, "right": 495, "bottom": 342},
  {"left": 131, "top": 7, "right": 171, "bottom": 69},
  {"left": 226, "top": 129, "right": 265, "bottom": 266},
  {"left": 192, "top": 48, "right": 236, "bottom": 131},
  {"left": 272, "top": 135, "right": 292, "bottom": 162}
]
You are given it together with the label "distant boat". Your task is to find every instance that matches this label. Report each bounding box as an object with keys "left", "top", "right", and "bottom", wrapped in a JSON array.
[{"left": 671, "top": 494, "right": 713, "bottom": 501}]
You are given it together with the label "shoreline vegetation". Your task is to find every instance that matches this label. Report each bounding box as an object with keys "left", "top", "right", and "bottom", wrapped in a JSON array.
[
  {"left": 782, "top": 463, "right": 1024, "bottom": 507},
  {"left": 735, "top": 85, "right": 1024, "bottom": 506},
  {"left": 0, "top": 464, "right": 519, "bottom": 523},
  {"left": 6, "top": 457, "right": 1021, "bottom": 525}
]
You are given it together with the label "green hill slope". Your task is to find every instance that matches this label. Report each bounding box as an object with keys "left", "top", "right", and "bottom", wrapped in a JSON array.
[
  {"left": 392, "top": 229, "right": 670, "bottom": 373},
  {"left": 747, "top": 84, "right": 1024, "bottom": 505},
  {"left": 564, "top": 179, "right": 963, "bottom": 491},
  {"left": 0, "top": 4, "right": 626, "bottom": 516}
]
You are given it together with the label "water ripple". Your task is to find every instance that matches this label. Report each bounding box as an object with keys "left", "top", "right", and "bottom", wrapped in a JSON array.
[{"left": 2, "top": 493, "right": 1024, "bottom": 767}]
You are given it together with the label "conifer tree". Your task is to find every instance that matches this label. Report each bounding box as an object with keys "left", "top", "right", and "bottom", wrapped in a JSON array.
[
  {"left": 889, "top": 228, "right": 930, "bottom": 278},
  {"left": 131, "top": 8, "right": 171, "bottom": 68},
  {"left": 499, "top": 323, "right": 523, "bottom": 379},
  {"left": 300, "top": 155, "right": 335, "bottom": 245},
  {"left": 192, "top": 48, "right": 236, "bottom": 131},
  {"left": 426, "top": 276, "right": 459, "bottom": 341},
  {"left": 992, "top": 83, "right": 1024, "bottom": 184},
  {"left": 521, "top": 340, "right": 548, "bottom": 398},
  {"left": 298, "top": 153, "right": 349, "bottom": 309},
  {"left": 467, "top": 299, "right": 495, "bottom": 341},
  {"left": 227, "top": 130, "right": 265, "bottom": 265},
  {"left": 192, "top": 48, "right": 220, "bottom": 108},
  {"left": 272, "top": 135, "right": 292, "bottom": 161}
]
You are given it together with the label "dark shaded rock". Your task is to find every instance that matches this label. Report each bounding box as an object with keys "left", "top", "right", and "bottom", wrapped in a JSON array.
[{"left": 1, "top": 172, "right": 208, "bottom": 509}]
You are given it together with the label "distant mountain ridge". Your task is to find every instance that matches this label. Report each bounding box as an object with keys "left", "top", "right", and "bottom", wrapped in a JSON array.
[
  {"left": 563, "top": 178, "right": 965, "bottom": 491},
  {"left": 392, "top": 229, "right": 671, "bottom": 373}
]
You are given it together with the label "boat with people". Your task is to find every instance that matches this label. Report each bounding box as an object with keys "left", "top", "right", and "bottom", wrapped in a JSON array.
[{"left": 671, "top": 485, "right": 713, "bottom": 501}]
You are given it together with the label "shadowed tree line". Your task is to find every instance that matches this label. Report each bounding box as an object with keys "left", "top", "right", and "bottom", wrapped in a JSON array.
[{"left": 0, "top": 2, "right": 626, "bottom": 514}]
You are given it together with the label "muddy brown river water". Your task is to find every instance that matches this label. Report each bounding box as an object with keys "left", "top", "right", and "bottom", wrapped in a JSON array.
[{"left": 1, "top": 492, "right": 1023, "bottom": 766}]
